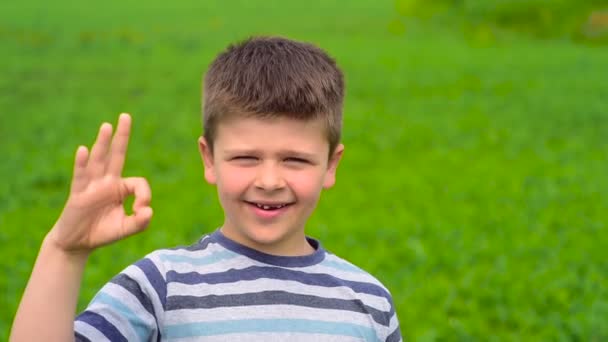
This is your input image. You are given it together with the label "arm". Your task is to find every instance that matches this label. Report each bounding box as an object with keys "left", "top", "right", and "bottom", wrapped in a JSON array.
[
  {"left": 10, "top": 236, "right": 88, "bottom": 341},
  {"left": 10, "top": 114, "right": 153, "bottom": 341}
]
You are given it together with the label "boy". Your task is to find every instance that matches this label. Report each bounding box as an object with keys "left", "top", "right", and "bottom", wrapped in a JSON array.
[{"left": 11, "top": 36, "right": 401, "bottom": 341}]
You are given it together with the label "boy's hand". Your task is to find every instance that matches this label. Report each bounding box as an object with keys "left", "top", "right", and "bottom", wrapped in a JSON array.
[{"left": 46, "top": 113, "right": 153, "bottom": 254}]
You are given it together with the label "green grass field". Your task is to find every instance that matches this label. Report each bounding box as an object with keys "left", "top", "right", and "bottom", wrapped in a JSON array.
[{"left": 1, "top": 1, "right": 607, "bottom": 340}]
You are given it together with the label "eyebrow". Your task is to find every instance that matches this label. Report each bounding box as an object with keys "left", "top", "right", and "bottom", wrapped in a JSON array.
[{"left": 223, "top": 149, "right": 317, "bottom": 160}]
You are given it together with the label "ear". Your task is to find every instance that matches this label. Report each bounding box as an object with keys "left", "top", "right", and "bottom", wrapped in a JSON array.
[
  {"left": 198, "top": 136, "right": 217, "bottom": 185},
  {"left": 323, "top": 143, "right": 344, "bottom": 189}
]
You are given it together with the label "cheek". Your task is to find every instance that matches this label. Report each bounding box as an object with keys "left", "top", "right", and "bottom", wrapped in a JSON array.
[
  {"left": 287, "top": 170, "right": 325, "bottom": 200},
  {"left": 216, "top": 165, "right": 254, "bottom": 196}
]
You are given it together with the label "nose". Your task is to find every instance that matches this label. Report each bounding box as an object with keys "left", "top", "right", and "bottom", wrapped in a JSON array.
[{"left": 254, "top": 162, "right": 286, "bottom": 191}]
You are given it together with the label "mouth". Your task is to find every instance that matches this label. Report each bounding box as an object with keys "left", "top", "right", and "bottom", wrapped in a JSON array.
[{"left": 245, "top": 201, "right": 294, "bottom": 211}]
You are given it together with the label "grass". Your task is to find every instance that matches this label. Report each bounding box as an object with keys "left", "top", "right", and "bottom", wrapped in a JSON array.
[{"left": 1, "top": 0, "right": 607, "bottom": 340}]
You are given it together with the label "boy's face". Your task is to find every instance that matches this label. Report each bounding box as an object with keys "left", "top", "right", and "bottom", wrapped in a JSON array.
[{"left": 198, "top": 116, "right": 343, "bottom": 256}]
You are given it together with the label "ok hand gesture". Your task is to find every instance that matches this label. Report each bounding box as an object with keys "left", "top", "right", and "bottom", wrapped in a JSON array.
[{"left": 47, "top": 113, "right": 153, "bottom": 254}]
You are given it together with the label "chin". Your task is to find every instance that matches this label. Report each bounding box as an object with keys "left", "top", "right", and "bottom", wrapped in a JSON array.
[{"left": 244, "top": 225, "right": 289, "bottom": 246}]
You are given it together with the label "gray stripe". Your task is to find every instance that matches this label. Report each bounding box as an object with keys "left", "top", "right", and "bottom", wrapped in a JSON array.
[
  {"left": 135, "top": 258, "right": 167, "bottom": 310},
  {"left": 166, "top": 290, "right": 390, "bottom": 326},
  {"left": 386, "top": 326, "right": 402, "bottom": 342},
  {"left": 166, "top": 265, "right": 392, "bottom": 303},
  {"left": 110, "top": 273, "right": 156, "bottom": 318},
  {"left": 74, "top": 331, "right": 90, "bottom": 342},
  {"left": 76, "top": 311, "right": 128, "bottom": 342}
]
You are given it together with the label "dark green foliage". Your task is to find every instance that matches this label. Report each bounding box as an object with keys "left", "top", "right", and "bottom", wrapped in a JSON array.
[{"left": 396, "top": 0, "right": 608, "bottom": 42}]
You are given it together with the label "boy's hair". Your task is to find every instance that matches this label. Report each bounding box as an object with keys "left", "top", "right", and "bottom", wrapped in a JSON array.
[{"left": 202, "top": 36, "right": 345, "bottom": 156}]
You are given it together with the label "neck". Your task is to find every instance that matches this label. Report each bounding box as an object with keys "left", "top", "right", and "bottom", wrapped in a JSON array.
[{"left": 219, "top": 226, "right": 315, "bottom": 257}]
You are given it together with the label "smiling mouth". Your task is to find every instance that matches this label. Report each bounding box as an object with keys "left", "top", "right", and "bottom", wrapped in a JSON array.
[{"left": 245, "top": 201, "right": 293, "bottom": 211}]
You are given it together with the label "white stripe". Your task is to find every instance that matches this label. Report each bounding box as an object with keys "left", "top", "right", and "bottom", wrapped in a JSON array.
[
  {"left": 171, "top": 332, "right": 367, "bottom": 342},
  {"left": 74, "top": 320, "right": 110, "bottom": 341},
  {"left": 85, "top": 298, "right": 138, "bottom": 340},
  {"left": 160, "top": 241, "right": 228, "bottom": 258},
  {"left": 160, "top": 254, "right": 258, "bottom": 274},
  {"left": 163, "top": 304, "right": 376, "bottom": 328}
]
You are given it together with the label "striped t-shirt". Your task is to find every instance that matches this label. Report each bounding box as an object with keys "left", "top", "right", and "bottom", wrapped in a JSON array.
[{"left": 74, "top": 230, "right": 402, "bottom": 341}]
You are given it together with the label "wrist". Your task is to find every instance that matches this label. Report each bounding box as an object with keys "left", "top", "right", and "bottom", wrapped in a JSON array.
[{"left": 42, "top": 231, "right": 91, "bottom": 262}]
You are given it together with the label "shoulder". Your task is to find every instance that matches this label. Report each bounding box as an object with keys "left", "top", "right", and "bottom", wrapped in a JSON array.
[
  {"left": 137, "top": 232, "right": 242, "bottom": 276},
  {"left": 102, "top": 233, "right": 242, "bottom": 306},
  {"left": 311, "top": 250, "right": 401, "bottom": 340},
  {"left": 319, "top": 251, "right": 393, "bottom": 293},
  {"left": 306, "top": 249, "right": 397, "bottom": 314}
]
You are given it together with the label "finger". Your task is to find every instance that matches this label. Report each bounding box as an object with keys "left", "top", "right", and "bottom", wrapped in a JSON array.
[
  {"left": 71, "top": 145, "right": 89, "bottom": 192},
  {"left": 119, "top": 177, "right": 152, "bottom": 236},
  {"left": 108, "top": 113, "right": 132, "bottom": 176},
  {"left": 122, "top": 177, "right": 152, "bottom": 210},
  {"left": 122, "top": 206, "right": 153, "bottom": 237},
  {"left": 87, "top": 122, "right": 113, "bottom": 178}
]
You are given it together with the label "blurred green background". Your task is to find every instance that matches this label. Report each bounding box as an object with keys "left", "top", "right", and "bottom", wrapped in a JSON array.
[{"left": 1, "top": 0, "right": 608, "bottom": 340}]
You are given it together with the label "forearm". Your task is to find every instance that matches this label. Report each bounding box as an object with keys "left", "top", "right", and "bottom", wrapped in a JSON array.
[{"left": 10, "top": 234, "right": 89, "bottom": 342}]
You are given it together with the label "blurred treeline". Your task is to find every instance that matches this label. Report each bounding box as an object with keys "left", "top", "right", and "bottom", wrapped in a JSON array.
[{"left": 396, "top": 0, "right": 608, "bottom": 43}]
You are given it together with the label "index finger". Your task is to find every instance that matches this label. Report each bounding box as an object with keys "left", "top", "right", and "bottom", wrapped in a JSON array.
[{"left": 107, "top": 113, "right": 132, "bottom": 176}]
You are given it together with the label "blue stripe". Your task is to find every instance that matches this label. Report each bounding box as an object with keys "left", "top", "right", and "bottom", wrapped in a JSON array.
[
  {"left": 164, "top": 319, "right": 380, "bottom": 341},
  {"left": 166, "top": 265, "right": 392, "bottom": 302},
  {"left": 76, "top": 311, "right": 128, "bottom": 342},
  {"left": 322, "top": 259, "right": 365, "bottom": 273},
  {"left": 158, "top": 249, "right": 238, "bottom": 265},
  {"left": 135, "top": 258, "right": 167, "bottom": 310},
  {"left": 93, "top": 292, "right": 150, "bottom": 341}
]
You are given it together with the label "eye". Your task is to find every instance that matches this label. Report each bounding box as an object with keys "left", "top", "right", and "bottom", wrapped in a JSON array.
[
  {"left": 231, "top": 156, "right": 258, "bottom": 162},
  {"left": 285, "top": 157, "right": 308, "bottom": 164}
]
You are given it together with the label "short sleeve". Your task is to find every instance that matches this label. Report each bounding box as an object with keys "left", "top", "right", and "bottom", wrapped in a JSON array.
[
  {"left": 385, "top": 311, "right": 402, "bottom": 342},
  {"left": 74, "top": 256, "right": 167, "bottom": 341},
  {"left": 383, "top": 293, "right": 402, "bottom": 342}
]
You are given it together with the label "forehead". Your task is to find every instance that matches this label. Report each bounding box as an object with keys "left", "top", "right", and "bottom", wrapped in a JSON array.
[{"left": 215, "top": 116, "right": 329, "bottom": 155}]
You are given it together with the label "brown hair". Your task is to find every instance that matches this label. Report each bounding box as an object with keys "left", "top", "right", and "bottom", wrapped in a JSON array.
[{"left": 202, "top": 36, "right": 345, "bottom": 156}]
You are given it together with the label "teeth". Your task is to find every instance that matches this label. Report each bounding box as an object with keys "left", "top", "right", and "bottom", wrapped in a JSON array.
[{"left": 255, "top": 203, "right": 285, "bottom": 210}]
